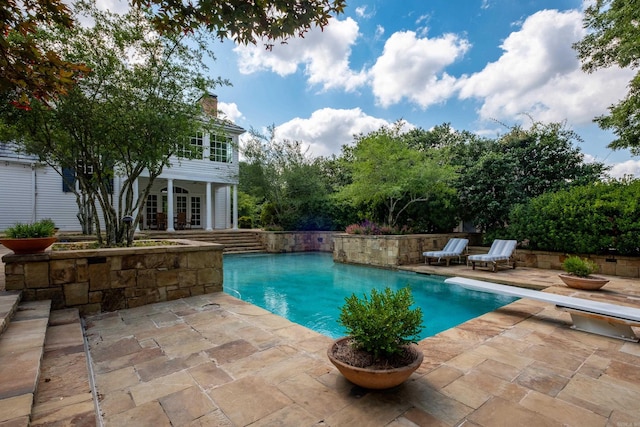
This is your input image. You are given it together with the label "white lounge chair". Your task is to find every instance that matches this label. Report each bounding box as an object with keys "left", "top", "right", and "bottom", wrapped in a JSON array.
[
  {"left": 423, "top": 238, "right": 469, "bottom": 266},
  {"left": 445, "top": 277, "right": 640, "bottom": 341},
  {"left": 468, "top": 239, "right": 517, "bottom": 272}
]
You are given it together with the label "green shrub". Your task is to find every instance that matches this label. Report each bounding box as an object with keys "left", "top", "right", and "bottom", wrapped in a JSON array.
[
  {"left": 238, "top": 216, "right": 253, "bottom": 229},
  {"left": 5, "top": 219, "right": 56, "bottom": 238},
  {"left": 338, "top": 286, "right": 423, "bottom": 359},
  {"left": 499, "top": 179, "right": 640, "bottom": 255},
  {"left": 562, "top": 256, "right": 599, "bottom": 277}
]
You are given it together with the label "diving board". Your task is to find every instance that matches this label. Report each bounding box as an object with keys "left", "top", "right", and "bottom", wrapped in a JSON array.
[{"left": 444, "top": 277, "right": 640, "bottom": 342}]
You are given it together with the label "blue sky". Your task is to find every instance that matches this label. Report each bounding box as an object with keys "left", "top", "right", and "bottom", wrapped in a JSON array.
[{"left": 106, "top": 0, "right": 640, "bottom": 177}]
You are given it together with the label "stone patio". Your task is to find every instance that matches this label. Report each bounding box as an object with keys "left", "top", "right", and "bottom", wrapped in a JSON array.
[{"left": 2, "top": 244, "right": 640, "bottom": 425}]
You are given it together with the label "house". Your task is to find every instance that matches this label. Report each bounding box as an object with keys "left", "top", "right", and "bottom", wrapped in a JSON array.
[{"left": 0, "top": 94, "right": 245, "bottom": 232}]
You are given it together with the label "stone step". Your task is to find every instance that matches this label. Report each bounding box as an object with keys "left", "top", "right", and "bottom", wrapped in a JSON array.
[
  {"left": 224, "top": 247, "right": 265, "bottom": 254},
  {"left": 0, "top": 299, "right": 51, "bottom": 426},
  {"left": 58, "top": 230, "right": 267, "bottom": 254},
  {"left": 0, "top": 290, "right": 21, "bottom": 337},
  {"left": 30, "top": 308, "right": 96, "bottom": 426}
]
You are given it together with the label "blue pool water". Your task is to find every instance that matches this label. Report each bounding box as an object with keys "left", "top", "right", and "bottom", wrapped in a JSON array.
[{"left": 223, "top": 252, "right": 517, "bottom": 340}]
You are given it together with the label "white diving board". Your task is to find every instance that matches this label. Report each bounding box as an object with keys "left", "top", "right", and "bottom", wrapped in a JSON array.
[{"left": 444, "top": 276, "right": 640, "bottom": 342}]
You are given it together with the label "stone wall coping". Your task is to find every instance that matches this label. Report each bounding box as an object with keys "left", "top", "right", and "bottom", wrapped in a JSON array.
[
  {"left": 2, "top": 239, "right": 223, "bottom": 262},
  {"left": 334, "top": 233, "right": 472, "bottom": 240}
]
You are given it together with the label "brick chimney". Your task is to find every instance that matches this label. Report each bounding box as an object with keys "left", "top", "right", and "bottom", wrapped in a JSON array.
[{"left": 200, "top": 93, "right": 218, "bottom": 118}]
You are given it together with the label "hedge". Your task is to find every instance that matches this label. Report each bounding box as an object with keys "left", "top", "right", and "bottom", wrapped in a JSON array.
[{"left": 495, "top": 179, "right": 640, "bottom": 256}]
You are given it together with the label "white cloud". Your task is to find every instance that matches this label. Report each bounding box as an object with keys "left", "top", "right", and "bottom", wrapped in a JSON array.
[
  {"left": 457, "top": 9, "right": 634, "bottom": 126},
  {"left": 608, "top": 160, "right": 640, "bottom": 179},
  {"left": 218, "top": 102, "right": 243, "bottom": 122},
  {"left": 355, "top": 6, "right": 374, "bottom": 19},
  {"left": 234, "top": 17, "right": 367, "bottom": 92},
  {"left": 275, "top": 108, "right": 412, "bottom": 157},
  {"left": 94, "top": 0, "right": 129, "bottom": 14},
  {"left": 369, "top": 31, "right": 470, "bottom": 108}
]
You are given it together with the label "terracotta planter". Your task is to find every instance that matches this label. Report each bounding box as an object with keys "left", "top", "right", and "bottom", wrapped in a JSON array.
[
  {"left": 558, "top": 273, "right": 609, "bottom": 290},
  {"left": 327, "top": 337, "right": 423, "bottom": 390},
  {"left": 0, "top": 237, "right": 57, "bottom": 255}
]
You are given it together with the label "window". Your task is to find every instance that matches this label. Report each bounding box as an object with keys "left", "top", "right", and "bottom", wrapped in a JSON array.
[
  {"left": 64, "top": 162, "right": 113, "bottom": 194},
  {"left": 176, "top": 195, "right": 187, "bottom": 213},
  {"left": 191, "top": 196, "right": 201, "bottom": 227},
  {"left": 62, "top": 167, "right": 75, "bottom": 192},
  {"left": 178, "top": 132, "right": 204, "bottom": 159},
  {"left": 209, "top": 134, "right": 232, "bottom": 163},
  {"left": 145, "top": 195, "right": 158, "bottom": 228}
]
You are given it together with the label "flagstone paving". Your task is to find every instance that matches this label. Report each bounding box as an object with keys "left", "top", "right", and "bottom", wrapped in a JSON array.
[
  {"left": 2, "top": 243, "right": 640, "bottom": 425},
  {"left": 79, "top": 264, "right": 640, "bottom": 426}
]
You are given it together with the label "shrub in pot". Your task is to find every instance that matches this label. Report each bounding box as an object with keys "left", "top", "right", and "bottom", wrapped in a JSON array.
[
  {"left": 558, "top": 255, "right": 609, "bottom": 290},
  {"left": 0, "top": 219, "right": 58, "bottom": 254},
  {"left": 327, "top": 286, "right": 424, "bottom": 389}
]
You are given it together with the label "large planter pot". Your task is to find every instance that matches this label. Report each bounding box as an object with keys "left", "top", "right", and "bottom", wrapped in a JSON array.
[
  {"left": 0, "top": 237, "right": 57, "bottom": 255},
  {"left": 558, "top": 273, "right": 609, "bottom": 290},
  {"left": 327, "top": 337, "right": 423, "bottom": 390}
]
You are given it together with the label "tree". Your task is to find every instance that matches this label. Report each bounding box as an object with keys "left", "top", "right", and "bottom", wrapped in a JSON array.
[
  {"left": 3, "top": 1, "right": 224, "bottom": 246},
  {"left": 574, "top": 0, "right": 640, "bottom": 154},
  {"left": 135, "top": 0, "right": 347, "bottom": 46},
  {"left": 453, "top": 121, "right": 607, "bottom": 232},
  {"left": 241, "top": 126, "right": 335, "bottom": 230},
  {"left": 338, "top": 123, "right": 456, "bottom": 227},
  {"left": 1, "top": 0, "right": 346, "bottom": 107},
  {"left": 0, "top": 0, "right": 89, "bottom": 107}
]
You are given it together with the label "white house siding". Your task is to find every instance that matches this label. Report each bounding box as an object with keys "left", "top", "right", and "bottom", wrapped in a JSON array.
[
  {"left": 0, "top": 161, "right": 35, "bottom": 229},
  {"left": 0, "top": 162, "right": 83, "bottom": 231},
  {"left": 34, "top": 167, "right": 85, "bottom": 231}
]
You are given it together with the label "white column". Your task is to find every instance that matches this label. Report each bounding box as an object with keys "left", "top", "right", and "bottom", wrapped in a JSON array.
[
  {"left": 232, "top": 184, "right": 238, "bottom": 230},
  {"left": 133, "top": 178, "right": 140, "bottom": 232},
  {"left": 31, "top": 163, "right": 36, "bottom": 222},
  {"left": 205, "top": 182, "right": 213, "bottom": 231},
  {"left": 167, "top": 178, "right": 175, "bottom": 232}
]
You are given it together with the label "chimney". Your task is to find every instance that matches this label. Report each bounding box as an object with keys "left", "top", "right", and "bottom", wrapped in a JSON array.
[{"left": 200, "top": 93, "right": 218, "bottom": 118}]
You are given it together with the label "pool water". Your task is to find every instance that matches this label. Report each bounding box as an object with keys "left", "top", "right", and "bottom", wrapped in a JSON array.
[{"left": 223, "top": 252, "right": 517, "bottom": 340}]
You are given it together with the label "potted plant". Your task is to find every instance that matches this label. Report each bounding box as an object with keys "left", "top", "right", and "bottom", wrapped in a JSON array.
[
  {"left": 327, "top": 286, "right": 424, "bottom": 389},
  {"left": 558, "top": 255, "right": 609, "bottom": 290},
  {"left": 0, "top": 219, "right": 58, "bottom": 254}
]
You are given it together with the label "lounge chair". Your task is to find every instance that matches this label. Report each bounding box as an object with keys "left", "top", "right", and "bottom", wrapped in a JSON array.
[
  {"left": 423, "top": 238, "right": 469, "bottom": 266},
  {"left": 468, "top": 239, "right": 517, "bottom": 272}
]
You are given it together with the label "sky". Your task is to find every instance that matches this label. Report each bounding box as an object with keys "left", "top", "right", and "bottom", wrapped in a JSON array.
[{"left": 102, "top": 0, "right": 639, "bottom": 178}]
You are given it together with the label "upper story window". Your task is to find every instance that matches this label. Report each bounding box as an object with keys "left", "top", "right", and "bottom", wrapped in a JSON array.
[
  {"left": 62, "top": 161, "right": 113, "bottom": 193},
  {"left": 178, "top": 132, "right": 204, "bottom": 159},
  {"left": 209, "top": 133, "right": 233, "bottom": 163}
]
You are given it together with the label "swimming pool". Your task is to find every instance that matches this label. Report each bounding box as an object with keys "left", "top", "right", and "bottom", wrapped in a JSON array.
[{"left": 223, "top": 252, "right": 517, "bottom": 340}]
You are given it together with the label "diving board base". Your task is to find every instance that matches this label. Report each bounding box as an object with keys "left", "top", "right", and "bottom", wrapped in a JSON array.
[{"left": 558, "top": 306, "right": 640, "bottom": 342}]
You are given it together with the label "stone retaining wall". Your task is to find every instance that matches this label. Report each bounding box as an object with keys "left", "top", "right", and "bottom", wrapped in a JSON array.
[
  {"left": 332, "top": 234, "right": 639, "bottom": 277},
  {"left": 513, "top": 249, "right": 639, "bottom": 278},
  {"left": 259, "top": 231, "right": 335, "bottom": 253},
  {"left": 2, "top": 239, "right": 223, "bottom": 314},
  {"left": 332, "top": 233, "right": 480, "bottom": 268}
]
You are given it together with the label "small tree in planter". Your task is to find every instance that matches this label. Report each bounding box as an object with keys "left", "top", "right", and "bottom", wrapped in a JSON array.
[
  {"left": 559, "top": 255, "right": 609, "bottom": 290},
  {"left": 327, "top": 286, "right": 424, "bottom": 389}
]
